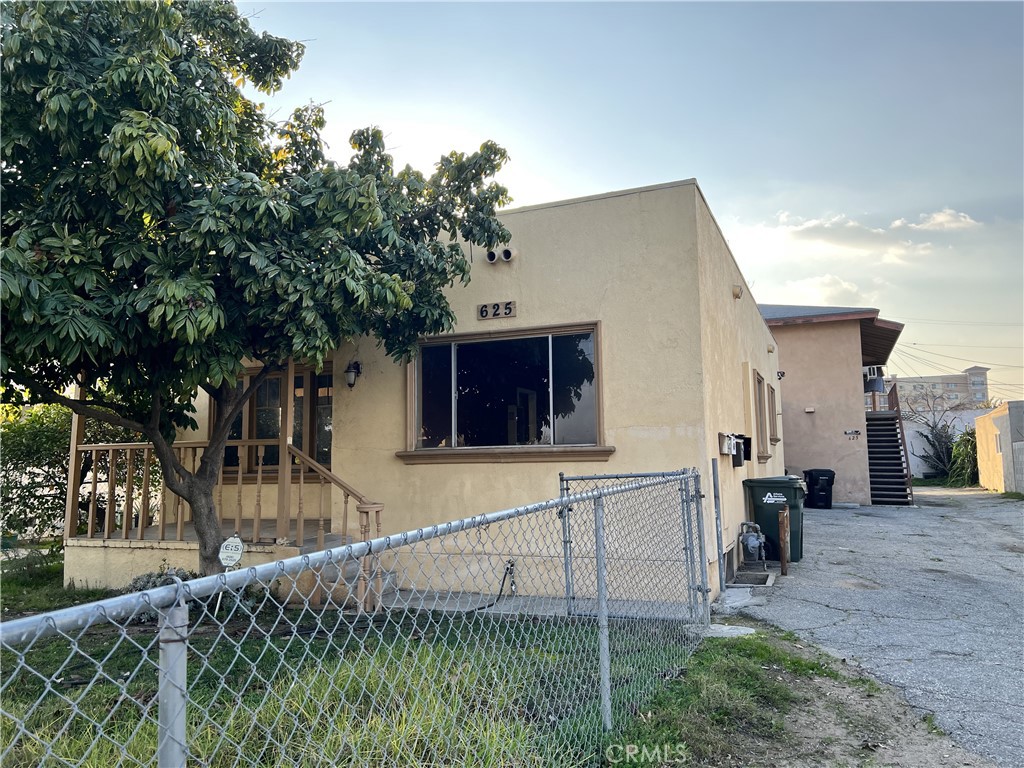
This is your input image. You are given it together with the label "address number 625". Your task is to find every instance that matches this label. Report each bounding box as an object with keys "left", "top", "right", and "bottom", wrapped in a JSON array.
[{"left": 478, "top": 301, "right": 517, "bottom": 320}]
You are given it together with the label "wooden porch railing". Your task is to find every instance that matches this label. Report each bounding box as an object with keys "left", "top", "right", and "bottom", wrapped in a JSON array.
[{"left": 64, "top": 439, "right": 382, "bottom": 558}]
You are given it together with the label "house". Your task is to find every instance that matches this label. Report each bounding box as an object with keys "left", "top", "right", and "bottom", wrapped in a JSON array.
[
  {"left": 759, "top": 304, "right": 911, "bottom": 505},
  {"left": 975, "top": 401, "right": 1024, "bottom": 493},
  {"left": 63, "top": 180, "right": 786, "bottom": 596}
]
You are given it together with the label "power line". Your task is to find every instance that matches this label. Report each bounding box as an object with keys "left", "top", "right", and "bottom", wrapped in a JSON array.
[
  {"left": 888, "top": 315, "right": 1022, "bottom": 327},
  {"left": 894, "top": 344, "right": 1024, "bottom": 369},
  {"left": 908, "top": 343, "right": 1022, "bottom": 350}
]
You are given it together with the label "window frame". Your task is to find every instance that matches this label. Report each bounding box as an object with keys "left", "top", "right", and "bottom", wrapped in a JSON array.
[
  {"left": 217, "top": 365, "right": 334, "bottom": 478},
  {"left": 767, "top": 383, "right": 780, "bottom": 445},
  {"left": 753, "top": 369, "right": 771, "bottom": 463},
  {"left": 398, "top": 321, "right": 614, "bottom": 464}
]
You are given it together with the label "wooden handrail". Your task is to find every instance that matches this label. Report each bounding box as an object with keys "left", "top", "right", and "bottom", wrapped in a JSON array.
[{"left": 287, "top": 445, "right": 368, "bottom": 504}]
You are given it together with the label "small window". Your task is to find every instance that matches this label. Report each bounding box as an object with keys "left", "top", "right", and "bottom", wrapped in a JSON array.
[
  {"left": 418, "top": 328, "right": 598, "bottom": 449},
  {"left": 754, "top": 370, "right": 770, "bottom": 462},
  {"left": 767, "top": 384, "right": 780, "bottom": 445}
]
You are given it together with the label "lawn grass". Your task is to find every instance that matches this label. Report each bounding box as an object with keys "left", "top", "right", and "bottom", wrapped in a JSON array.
[
  {"left": 1000, "top": 491, "right": 1024, "bottom": 501},
  {"left": 1, "top": 590, "right": 700, "bottom": 767},
  {"left": 0, "top": 552, "right": 111, "bottom": 616},
  {"left": 608, "top": 628, "right": 882, "bottom": 765}
]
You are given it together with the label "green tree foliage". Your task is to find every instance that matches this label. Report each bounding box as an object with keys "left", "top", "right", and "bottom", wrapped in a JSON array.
[
  {"left": 1, "top": 1, "right": 510, "bottom": 573},
  {"left": 0, "top": 404, "right": 140, "bottom": 550}
]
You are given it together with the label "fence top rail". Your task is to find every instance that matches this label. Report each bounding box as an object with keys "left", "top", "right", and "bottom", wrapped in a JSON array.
[
  {"left": 1, "top": 472, "right": 695, "bottom": 647},
  {"left": 560, "top": 469, "right": 696, "bottom": 484}
]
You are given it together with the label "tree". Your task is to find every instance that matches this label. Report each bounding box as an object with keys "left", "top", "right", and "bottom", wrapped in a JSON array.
[
  {"left": 0, "top": 404, "right": 144, "bottom": 550},
  {"left": 1, "top": 1, "right": 511, "bottom": 574},
  {"left": 903, "top": 390, "right": 972, "bottom": 477}
]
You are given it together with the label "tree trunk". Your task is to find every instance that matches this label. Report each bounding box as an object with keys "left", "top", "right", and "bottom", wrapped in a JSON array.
[{"left": 186, "top": 476, "right": 225, "bottom": 576}]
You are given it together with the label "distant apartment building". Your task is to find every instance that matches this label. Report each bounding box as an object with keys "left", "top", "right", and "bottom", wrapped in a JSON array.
[{"left": 884, "top": 366, "right": 990, "bottom": 411}]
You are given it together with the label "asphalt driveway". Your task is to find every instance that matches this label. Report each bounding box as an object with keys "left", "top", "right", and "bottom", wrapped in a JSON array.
[{"left": 735, "top": 486, "right": 1024, "bottom": 766}]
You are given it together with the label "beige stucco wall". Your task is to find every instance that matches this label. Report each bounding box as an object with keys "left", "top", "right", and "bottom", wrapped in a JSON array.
[
  {"left": 332, "top": 181, "right": 784, "bottom": 598},
  {"left": 976, "top": 402, "right": 1024, "bottom": 493},
  {"left": 693, "top": 190, "right": 785, "bottom": 585},
  {"left": 64, "top": 538, "right": 299, "bottom": 589},
  {"left": 769, "top": 321, "right": 871, "bottom": 504}
]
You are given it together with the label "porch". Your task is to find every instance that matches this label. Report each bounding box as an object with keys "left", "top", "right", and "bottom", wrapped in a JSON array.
[{"left": 62, "top": 433, "right": 386, "bottom": 602}]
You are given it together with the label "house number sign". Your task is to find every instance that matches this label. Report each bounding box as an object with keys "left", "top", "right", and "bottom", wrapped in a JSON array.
[{"left": 477, "top": 301, "right": 517, "bottom": 320}]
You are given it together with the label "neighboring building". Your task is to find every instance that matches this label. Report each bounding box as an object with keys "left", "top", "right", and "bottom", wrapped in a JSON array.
[
  {"left": 975, "top": 401, "right": 1024, "bottom": 493},
  {"left": 759, "top": 304, "right": 910, "bottom": 506},
  {"left": 885, "top": 367, "right": 990, "bottom": 410},
  {"left": 64, "top": 179, "right": 786, "bottom": 595}
]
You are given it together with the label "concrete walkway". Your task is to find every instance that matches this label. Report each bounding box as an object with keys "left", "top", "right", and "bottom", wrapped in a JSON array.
[{"left": 733, "top": 486, "right": 1024, "bottom": 766}]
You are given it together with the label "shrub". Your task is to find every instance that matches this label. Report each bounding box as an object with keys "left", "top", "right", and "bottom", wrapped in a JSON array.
[{"left": 947, "top": 427, "right": 979, "bottom": 487}]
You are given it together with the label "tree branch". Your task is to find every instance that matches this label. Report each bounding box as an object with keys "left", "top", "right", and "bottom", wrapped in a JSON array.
[{"left": 5, "top": 373, "right": 149, "bottom": 435}]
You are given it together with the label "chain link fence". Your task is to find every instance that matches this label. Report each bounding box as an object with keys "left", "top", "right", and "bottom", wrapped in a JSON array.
[{"left": 1, "top": 470, "right": 709, "bottom": 767}]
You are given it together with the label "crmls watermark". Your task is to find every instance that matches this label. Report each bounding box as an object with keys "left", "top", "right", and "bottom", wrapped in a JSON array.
[{"left": 605, "top": 743, "right": 689, "bottom": 764}]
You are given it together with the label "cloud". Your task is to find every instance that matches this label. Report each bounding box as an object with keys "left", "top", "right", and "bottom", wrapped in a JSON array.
[
  {"left": 778, "top": 274, "right": 882, "bottom": 307},
  {"left": 891, "top": 208, "right": 981, "bottom": 231}
]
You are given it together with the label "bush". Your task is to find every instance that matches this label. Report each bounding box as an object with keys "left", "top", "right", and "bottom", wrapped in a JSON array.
[
  {"left": 0, "top": 404, "right": 146, "bottom": 550},
  {"left": 947, "top": 427, "right": 979, "bottom": 487}
]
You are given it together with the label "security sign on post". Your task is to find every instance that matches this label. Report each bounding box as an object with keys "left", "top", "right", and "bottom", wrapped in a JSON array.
[{"left": 218, "top": 533, "right": 244, "bottom": 568}]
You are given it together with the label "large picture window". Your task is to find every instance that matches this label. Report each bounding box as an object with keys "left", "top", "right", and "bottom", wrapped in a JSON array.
[{"left": 418, "top": 329, "right": 599, "bottom": 449}]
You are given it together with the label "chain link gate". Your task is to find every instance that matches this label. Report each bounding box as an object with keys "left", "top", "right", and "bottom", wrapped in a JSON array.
[{"left": 2, "top": 471, "right": 708, "bottom": 767}]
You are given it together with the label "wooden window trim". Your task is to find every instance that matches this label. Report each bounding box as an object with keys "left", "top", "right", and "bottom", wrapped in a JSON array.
[
  {"left": 212, "top": 364, "right": 332, "bottom": 476},
  {"left": 768, "top": 383, "right": 781, "bottom": 445},
  {"left": 754, "top": 369, "right": 771, "bottom": 463}
]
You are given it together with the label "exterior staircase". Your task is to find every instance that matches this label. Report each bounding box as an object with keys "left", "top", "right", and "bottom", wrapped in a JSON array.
[{"left": 865, "top": 411, "right": 914, "bottom": 505}]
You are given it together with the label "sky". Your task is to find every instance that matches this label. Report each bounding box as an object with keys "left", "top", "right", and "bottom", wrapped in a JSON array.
[{"left": 238, "top": 1, "right": 1024, "bottom": 401}]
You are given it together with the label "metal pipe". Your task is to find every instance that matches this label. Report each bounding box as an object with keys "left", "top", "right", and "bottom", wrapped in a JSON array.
[
  {"left": 157, "top": 599, "right": 188, "bottom": 768},
  {"left": 711, "top": 458, "right": 725, "bottom": 594},
  {"left": 693, "top": 473, "right": 712, "bottom": 623},
  {"left": 679, "top": 477, "right": 700, "bottom": 624},
  {"left": 593, "top": 494, "right": 613, "bottom": 732},
  {"left": 558, "top": 473, "right": 575, "bottom": 617}
]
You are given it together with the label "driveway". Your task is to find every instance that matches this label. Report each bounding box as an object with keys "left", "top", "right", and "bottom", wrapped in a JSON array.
[{"left": 736, "top": 486, "right": 1024, "bottom": 766}]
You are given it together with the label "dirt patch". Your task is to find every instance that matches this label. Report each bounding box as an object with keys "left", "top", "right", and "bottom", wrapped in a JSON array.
[{"left": 697, "top": 623, "right": 995, "bottom": 768}]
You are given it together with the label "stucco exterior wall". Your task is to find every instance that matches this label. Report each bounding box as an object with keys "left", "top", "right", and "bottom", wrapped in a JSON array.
[
  {"left": 770, "top": 321, "right": 871, "bottom": 505},
  {"left": 693, "top": 189, "right": 785, "bottom": 584},
  {"left": 64, "top": 538, "right": 299, "bottom": 589},
  {"left": 332, "top": 182, "right": 710, "bottom": 537},
  {"left": 976, "top": 401, "right": 1024, "bottom": 493}
]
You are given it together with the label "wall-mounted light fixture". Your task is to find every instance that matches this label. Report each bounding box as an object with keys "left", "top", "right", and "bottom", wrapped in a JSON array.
[
  {"left": 777, "top": 371, "right": 786, "bottom": 380},
  {"left": 344, "top": 361, "right": 362, "bottom": 389},
  {"left": 732, "top": 284, "right": 744, "bottom": 300}
]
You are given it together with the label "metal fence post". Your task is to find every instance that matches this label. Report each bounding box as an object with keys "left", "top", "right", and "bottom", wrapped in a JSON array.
[
  {"left": 711, "top": 458, "right": 726, "bottom": 594},
  {"left": 158, "top": 598, "right": 189, "bottom": 768},
  {"left": 558, "top": 473, "right": 575, "bottom": 617},
  {"left": 678, "top": 478, "right": 700, "bottom": 623},
  {"left": 693, "top": 473, "right": 711, "bottom": 622},
  {"left": 593, "top": 494, "right": 613, "bottom": 732}
]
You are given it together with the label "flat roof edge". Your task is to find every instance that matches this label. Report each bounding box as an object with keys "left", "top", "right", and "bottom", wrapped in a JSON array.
[{"left": 499, "top": 179, "right": 699, "bottom": 216}]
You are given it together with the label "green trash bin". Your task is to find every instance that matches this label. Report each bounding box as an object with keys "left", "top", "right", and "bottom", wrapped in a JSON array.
[{"left": 742, "top": 476, "right": 806, "bottom": 562}]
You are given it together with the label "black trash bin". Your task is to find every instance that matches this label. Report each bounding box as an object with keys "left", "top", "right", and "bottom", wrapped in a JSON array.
[
  {"left": 742, "top": 476, "right": 806, "bottom": 562},
  {"left": 803, "top": 469, "right": 836, "bottom": 509}
]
